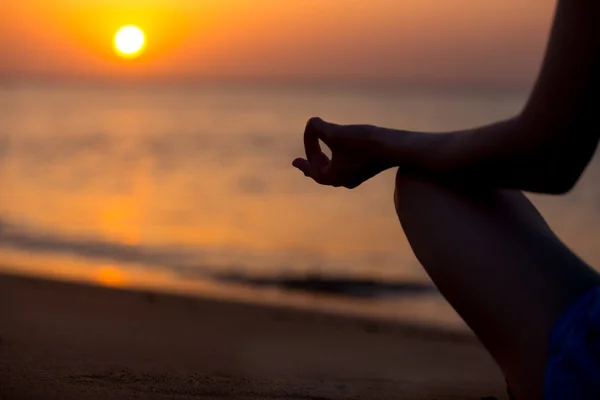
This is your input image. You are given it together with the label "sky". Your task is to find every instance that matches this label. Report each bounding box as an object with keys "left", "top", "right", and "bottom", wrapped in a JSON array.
[{"left": 1, "top": 0, "right": 556, "bottom": 87}]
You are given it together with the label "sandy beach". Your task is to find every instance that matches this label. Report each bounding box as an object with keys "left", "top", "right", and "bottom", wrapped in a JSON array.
[{"left": 0, "top": 272, "right": 506, "bottom": 399}]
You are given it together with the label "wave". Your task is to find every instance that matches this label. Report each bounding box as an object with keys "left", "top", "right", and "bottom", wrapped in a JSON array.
[
  {"left": 0, "top": 217, "right": 213, "bottom": 277},
  {"left": 212, "top": 273, "right": 435, "bottom": 298},
  {"left": 0, "top": 216, "right": 435, "bottom": 299}
]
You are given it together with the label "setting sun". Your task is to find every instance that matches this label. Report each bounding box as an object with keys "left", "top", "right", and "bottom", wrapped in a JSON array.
[{"left": 114, "top": 25, "right": 146, "bottom": 59}]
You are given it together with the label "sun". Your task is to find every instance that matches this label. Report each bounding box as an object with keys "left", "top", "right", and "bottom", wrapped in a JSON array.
[{"left": 114, "top": 25, "right": 146, "bottom": 59}]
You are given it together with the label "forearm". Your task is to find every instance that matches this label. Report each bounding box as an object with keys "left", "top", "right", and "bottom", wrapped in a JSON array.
[
  {"left": 386, "top": 113, "right": 598, "bottom": 194},
  {"left": 383, "top": 118, "right": 575, "bottom": 194}
]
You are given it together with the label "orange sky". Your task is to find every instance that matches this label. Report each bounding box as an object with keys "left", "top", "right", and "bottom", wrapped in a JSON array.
[{"left": 0, "top": 0, "right": 555, "bottom": 86}]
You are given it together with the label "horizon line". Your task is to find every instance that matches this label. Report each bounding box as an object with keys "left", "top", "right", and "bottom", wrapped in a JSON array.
[{"left": 0, "top": 74, "right": 532, "bottom": 94}]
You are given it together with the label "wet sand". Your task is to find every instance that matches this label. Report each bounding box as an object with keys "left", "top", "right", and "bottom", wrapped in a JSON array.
[{"left": 0, "top": 272, "right": 506, "bottom": 399}]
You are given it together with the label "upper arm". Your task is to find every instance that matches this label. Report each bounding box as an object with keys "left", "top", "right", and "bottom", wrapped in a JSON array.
[{"left": 519, "top": 0, "right": 600, "bottom": 190}]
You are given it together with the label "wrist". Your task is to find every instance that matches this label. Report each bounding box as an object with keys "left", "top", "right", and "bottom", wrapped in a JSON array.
[{"left": 374, "top": 127, "right": 431, "bottom": 169}]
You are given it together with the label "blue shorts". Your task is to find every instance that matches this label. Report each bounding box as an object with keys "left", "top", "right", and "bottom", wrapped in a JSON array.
[{"left": 544, "top": 286, "right": 600, "bottom": 399}]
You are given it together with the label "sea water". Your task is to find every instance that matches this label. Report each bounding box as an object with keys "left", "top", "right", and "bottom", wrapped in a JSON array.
[{"left": 2, "top": 81, "right": 599, "bottom": 330}]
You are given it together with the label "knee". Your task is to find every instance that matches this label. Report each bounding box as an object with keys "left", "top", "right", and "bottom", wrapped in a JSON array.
[
  {"left": 395, "top": 171, "right": 494, "bottom": 216},
  {"left": 394, "top": 170, "right": 445, "bottom": 216},
  {"left": 394, "top": 170, "right": 421, "bottom": 215}
]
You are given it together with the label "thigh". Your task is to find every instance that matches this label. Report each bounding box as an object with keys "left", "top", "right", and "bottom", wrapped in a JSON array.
[{"left": 394, "top": 172, "right": 600, "bottom": 399}]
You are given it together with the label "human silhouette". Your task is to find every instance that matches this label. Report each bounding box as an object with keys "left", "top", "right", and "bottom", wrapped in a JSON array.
[{"left": 293, "top": 1, "right": 600, "bottom": 399}]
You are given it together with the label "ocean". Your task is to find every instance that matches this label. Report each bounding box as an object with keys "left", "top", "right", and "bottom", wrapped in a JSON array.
[{"left": 2, "top": 81, "right": 599, "bottom": 330}]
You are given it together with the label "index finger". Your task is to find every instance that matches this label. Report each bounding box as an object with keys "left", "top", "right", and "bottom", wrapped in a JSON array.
[{"left": 304, "top": 117, "right": 324, "bottom": 163}]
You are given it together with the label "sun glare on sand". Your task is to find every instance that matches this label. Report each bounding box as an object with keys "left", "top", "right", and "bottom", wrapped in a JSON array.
[
  {"left": 97, "top": 266, "right": 127, "bottom": 287},
  {"left": 114, "top": 25, "right": 146, "bottom": 59}
]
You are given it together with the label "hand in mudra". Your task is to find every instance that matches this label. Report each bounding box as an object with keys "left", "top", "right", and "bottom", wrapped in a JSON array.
[{"left": 292, "top": 118, "right": 395, "bottom": 189}]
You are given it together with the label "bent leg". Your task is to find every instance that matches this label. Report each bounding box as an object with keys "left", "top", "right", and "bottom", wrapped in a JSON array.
[{"left": 393, "top": 171, "right": 600, "bottom": 400}]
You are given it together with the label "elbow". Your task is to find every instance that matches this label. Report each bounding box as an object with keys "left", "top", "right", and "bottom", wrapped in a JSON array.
[
  {"left": 520, "top": 174, "right": 577, "bottom": 195},
  {"left": 526, "top": 132, "right": 597, "bottom": 195},
  {"left": 543, "top": 177, "right": 578, "bottom": 195},
  {"left": 552, "top": 142, "right": 598, "bottom": 194},
  {"left": 517, "top": 157, "right": 585, "bottom": 195},
  {"left": 537, "top": 156, "right": 590, "bottom": 195}
]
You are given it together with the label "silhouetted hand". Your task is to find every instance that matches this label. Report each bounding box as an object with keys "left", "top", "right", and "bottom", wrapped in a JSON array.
[{"left": 292, "top": 117, "right": 395, "bottom": 189}]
